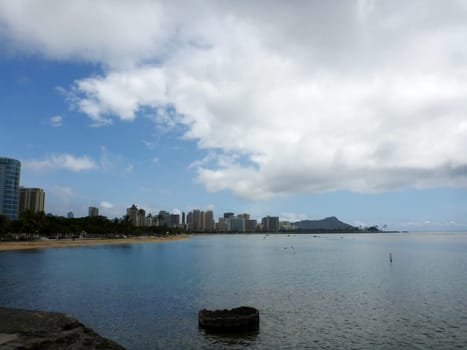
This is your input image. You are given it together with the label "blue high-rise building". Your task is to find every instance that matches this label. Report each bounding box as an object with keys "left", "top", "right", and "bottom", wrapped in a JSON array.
[{"left": 0, "top": 157, "right": 21, "bottom": 220}]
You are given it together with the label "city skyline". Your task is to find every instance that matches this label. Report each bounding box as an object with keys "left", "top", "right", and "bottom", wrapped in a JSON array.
[
  {"left": 0, "top": 157, "right": 374, "bottom": 230},
  {"left": 1, "top": 1, "right": 467, "bottom": 231}
]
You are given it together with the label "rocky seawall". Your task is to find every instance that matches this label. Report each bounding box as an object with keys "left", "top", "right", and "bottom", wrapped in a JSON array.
[{"left": 0, "top": 307, "right": 125, "bottom": 349}]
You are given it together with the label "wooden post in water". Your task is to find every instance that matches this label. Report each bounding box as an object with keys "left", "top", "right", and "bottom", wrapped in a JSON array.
[{"left": 389, "top": 252, "right": 393, "bottom": 263}]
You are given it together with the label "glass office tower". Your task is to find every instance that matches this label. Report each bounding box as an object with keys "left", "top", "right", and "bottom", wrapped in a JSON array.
[{"left": 0, "top": 157, "right": 21, "bottom": 220}]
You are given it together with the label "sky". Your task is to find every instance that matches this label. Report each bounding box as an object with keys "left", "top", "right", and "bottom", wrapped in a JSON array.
[{"left": 1, "top": 0, "right": 467, "bottom": 231}]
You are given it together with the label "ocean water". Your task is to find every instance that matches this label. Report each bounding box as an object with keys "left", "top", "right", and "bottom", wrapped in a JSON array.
[{"left": 1, "top": 233, "right": 467, "bottom": 349}]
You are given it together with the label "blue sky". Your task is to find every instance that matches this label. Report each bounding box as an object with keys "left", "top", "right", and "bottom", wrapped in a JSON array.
[{"left": 1, "top": 1, "right": 467, "bottom": 231}]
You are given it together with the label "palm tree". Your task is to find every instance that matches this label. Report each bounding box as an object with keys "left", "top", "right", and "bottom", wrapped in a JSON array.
[{"left": 19, "top": 210, "right": 38, "bottom": 239}]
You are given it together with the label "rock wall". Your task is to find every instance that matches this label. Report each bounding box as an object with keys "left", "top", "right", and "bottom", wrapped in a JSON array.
[{"left": 0, "top": 307, "right": 125, "bottom": 349}]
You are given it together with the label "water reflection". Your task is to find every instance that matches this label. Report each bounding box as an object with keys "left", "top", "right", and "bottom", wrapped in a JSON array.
[
  {"left": 14, "top": 248, "right": 46, "bottom": 255},
  {"left": 86, "top": 243, "right": 135, "bottom": 250}
]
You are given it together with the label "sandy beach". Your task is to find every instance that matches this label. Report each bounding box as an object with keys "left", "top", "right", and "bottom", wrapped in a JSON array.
[{"left": 0, "top": 234, "right": 190, "bottom": 252}]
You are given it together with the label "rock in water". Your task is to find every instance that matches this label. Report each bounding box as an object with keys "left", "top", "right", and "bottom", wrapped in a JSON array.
[
  {"left": 0, "top": 307, "right": 125, "bottom": 349},
  {"left": 198, "top": 306, "right": 260, "bottom": 333}
]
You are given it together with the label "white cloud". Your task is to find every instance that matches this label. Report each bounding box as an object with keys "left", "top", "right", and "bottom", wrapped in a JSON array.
[
  {"left": 280, "top": 212, "right": 308, "bottom": 223},
  {"left": 100, "top": 201, "right": 114, "bottom": 209},
  {"left": 70, "top": 67, "right": 167, "bottom": 123},
  {"left": 95, "top": 201, "right": 127, "bottom": 219},
  {"left": 4, "top": 1, "right": 467, "bottom": 198},
  {"left": 49, "top": 115, "right": 63, "bottom": 127},
  {"left": 0, "top": 0, "right": 172, "bottom": 67},
  {"left": 23, "top": 153, "right": 97, "bottom": 172}
]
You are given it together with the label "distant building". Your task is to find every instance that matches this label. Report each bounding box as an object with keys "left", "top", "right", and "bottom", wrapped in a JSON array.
[
  {"left": 67, "top": 211, "right": 74, "bottom": 219},
  {"left": 0, "top": 157, "right": 21, "bottom": 220},
  {"left": 217, "top": 215, "right": 256, "bottom": 232},
  {"left": 192, "top": 209, "right": 202, "bottom": 231},
  {"left": 188, "top": 209, "right": 214, "bottom": 231},
  {"left": 127, "top": 204, "right": 146, "bottom": 226},
  {"left": 216, "top": 217, "right": 227, "bottom": 232},
  {"left": 224, "top": 212, "right": 234, "bottom": 219},
  {"left": 262, "top": 216, "right": 280, "bottom": 232},
  {"left": 237, "top": 213, "right": 256, "bottom": 232},
  {"left": 127, "top": 205, "right": 138, "bottom": 225},
  {"left": 158, "top": 210, "right": 170, "bottom": 227},
  {"left": 237, "top": 213, "right": 250, "bottom": 220},
  {"left": 137, "top": 209, "right": 146, "bottom": 226},
  {"left": 204, "top": 210, "right": 214, "bottom": 231},
  {"left": 88, "top": 206, "right": 99, "bottom": 217},
  {"left": 246, "top": 219, "right": 258, "bottom": 232},
  {"left": 200, "top": 211, "right": 205, "bottom": 230},
  {"left": 145, "top": 214, "right": 157, "bottom": 227},
  {"left": 186, "top": 212, "right": 193, "bottom": 230},
  {"left": 170, "top": 214, "right": 180, "bottom": 228},
  {"left": 19, "top": 187, "right": 45, "bottom": 214},
  {"left": 229, "top": 217, "right": 245, "bottom": 232},
  {"left": 182, "top": 212, "right": 186, "bottom": 226}
]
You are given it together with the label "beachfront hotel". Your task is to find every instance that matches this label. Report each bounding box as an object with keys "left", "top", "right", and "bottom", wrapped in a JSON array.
[
  {"left": 0, "top": 157, "right": 21, "bottom": 220},
  {"left": 19, "top": 187, "right": 45, "bottom": 214}
]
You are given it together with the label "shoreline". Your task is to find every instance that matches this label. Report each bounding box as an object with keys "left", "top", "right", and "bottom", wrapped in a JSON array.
[{"left": 0, "top": 234, "right": 190, "bottom": 252}]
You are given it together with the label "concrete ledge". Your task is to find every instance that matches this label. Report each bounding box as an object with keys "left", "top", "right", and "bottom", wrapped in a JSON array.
[{"left": 0, "top": 307, "right": 125, "bottom": 349}]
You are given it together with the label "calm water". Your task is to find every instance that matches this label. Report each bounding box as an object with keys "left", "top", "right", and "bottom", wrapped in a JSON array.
[{"left": 1, "top": 233, "right": 467, "bottom": 349}]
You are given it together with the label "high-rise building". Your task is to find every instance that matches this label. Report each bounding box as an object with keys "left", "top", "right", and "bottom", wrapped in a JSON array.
[
  {"left": 192, "top": 209, "right": 202, "bottom": 231},
  {"left": 19, "top": 187, "right": 45, "bottom": 214},
  {"left": 67, "top": 211, "right": 74, "bottom": 219},
  {"left": 200, "top": 211, "right": 205, "bottom": 231},
  {"left": 229, "top": 217, "right": 246, "bottom": 232},
  {"left": 186, "top": 212, "right": 193, "bottom": 230},
  {"left": 237, "top": 213, "right": 253, "bottom": 232},
  {"left": 127, "top": 204, "right": 146, "bottom": 227},
  {"left": 204, "top": 210, "right": 214, "bottom": 231},
  {"left": 262, "top": 216, "right": 280, "bottom": 232},
  {"left": 170, "top": 214, "right": 180, "bottom": 228},
  {"left": 224, "top": 212, "right": 234, "bottom": 219},
  {"left": 88, "top": 206, "right": 99, "bottom": 217},
  {"left": 238, "top": 213, "right": 250, "bottom": 220},
  {"left": 246, "top": 219, "right": 258, "bottom": 232},
  {"left": 158, "top": 210, "right": 170, "bottom": 227},
  {"left": 127, "top": 205, "right": 138, "bottom": 225},
  {"left": 137, "top": 208, "right": 146, "bottom": 227},
  {"left": 216, "top": 217, "right": 226, "bottom": 232},
  {"left": 0, "top": 157, "right": 21, "bottom": 220}
]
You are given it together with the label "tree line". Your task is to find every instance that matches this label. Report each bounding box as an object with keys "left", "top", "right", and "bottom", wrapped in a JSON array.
[{"left": 0, "top": 210, "right": 184, "bottom": 239}]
